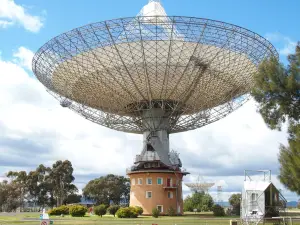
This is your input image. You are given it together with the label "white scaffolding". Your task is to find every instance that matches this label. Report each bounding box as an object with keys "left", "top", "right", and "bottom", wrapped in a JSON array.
[{"left": 241, "top": 170, "right": 287, "bottom": 225}]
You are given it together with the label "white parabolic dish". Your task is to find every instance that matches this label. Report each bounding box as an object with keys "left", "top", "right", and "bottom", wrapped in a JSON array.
[{"left": 32, "top": 1, "right": 277, "bottom": 133}]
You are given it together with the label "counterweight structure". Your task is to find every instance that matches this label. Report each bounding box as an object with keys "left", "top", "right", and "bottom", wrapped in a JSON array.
[{"left": 32, "top": 0, "right": 278, "bottom": 215}]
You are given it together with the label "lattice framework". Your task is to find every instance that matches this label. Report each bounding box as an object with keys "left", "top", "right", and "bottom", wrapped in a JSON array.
[{"left": 32, "top": 16, "right": 278, "bottom": 134}]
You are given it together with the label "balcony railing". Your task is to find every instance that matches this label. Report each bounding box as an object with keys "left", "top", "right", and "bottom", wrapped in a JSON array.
[{"left": 163, "top": 183, "right": 178, "bottom": 189}]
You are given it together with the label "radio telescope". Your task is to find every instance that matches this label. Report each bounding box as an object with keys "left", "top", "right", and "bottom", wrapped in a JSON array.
[
  {"left": 185, "top": 175, "right": 214, "bottom": 193},
  {"left": 32, "top": 0, "right": 277, "bottom": 215}
]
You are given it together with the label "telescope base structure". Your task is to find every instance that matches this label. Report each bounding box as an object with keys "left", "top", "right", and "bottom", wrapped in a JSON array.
[{"left": 127, "top": 170, "right": 188, "bottom": 215}]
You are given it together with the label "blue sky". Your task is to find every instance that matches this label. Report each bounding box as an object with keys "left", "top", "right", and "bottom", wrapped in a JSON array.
[
  {"left": 1, "top": 0, "right": 299, "bottom": 61},
  {"left": 0, "top": 0, "right": 299, "bottom": 202}
]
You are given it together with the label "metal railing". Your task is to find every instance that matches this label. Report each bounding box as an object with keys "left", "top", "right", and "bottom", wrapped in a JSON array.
[{"left": 135, "top": 154, "right": 160, "bottom": 163}]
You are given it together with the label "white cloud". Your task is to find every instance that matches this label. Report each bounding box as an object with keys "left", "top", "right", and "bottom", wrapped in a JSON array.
[
  {"left": 0, "top": 0, "right": 43, "bottom": 32},
  {"left": 0, "top": 49, "right": 140, "bottom": 182},
  {"left": 0, "top": 47, "right": 298, "bottom": 202},
  {"left": 265, "top": 32, "right": 297, "bottom": 56},
  {"left": 279, "top": 40, "right": 297, "bottom": 56},
  {"left": 13, "top": 47, "right": 34, "bottom": 71},
  {"left": 0, "top": 19, "right": 13, "bottom": 28}
]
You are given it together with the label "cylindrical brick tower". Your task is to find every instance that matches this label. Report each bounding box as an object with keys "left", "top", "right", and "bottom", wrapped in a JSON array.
[{"left": 127, "top": 170, "right": 188, "bottom": 215}]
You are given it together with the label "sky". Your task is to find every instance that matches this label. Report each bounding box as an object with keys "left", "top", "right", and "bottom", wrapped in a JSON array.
[{"left": 0, "top": 0, "right": 299, "bottom": 202}]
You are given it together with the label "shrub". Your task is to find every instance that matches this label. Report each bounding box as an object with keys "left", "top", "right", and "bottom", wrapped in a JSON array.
[
  {"left": 134, "top": 206, "right": 143, "bottom": 215},
  {"left": 226, "top": 207, "right": 233, "bottom": 216},
  {"left": 48, "top": 205, "right": 69, "bottom": 215},
  {"left": 94, "top": 204, "right": 107, "bottom": 217},
  {"left": 152, "top": 208, "right": 160, "bottom": 218},
  {"left": 116, "top": 207, "right": 138, "bottom": 218},
  {"left": 201, "top": 205, "right": 209, "bottom": 212},
  {"left": 69, "top": 205, "right": 87, "bottom": 217},
  {"left": 116, "top": 208, "right": 127, "bottom": 218},
  {"left": 107, "top": 205, "right": 120, "bottom": 217},
  {"left": 59, "top": 205, "right": 70, "bottom": 215},
  {"left": 128, "top": 207, "right": 138, "bottom": 218},
  {"left": 212, "top": 204, "right": 225, "bottom": 217},
  {"left": 167, "top": 206, "right": 176, "bottom": 216}
]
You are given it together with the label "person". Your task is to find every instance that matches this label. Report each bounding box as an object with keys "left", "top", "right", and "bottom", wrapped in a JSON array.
[{"left": 89, "top": 207, "right": 93, "bottom": 216}]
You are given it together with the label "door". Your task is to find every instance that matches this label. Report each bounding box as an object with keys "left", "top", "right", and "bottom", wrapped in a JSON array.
[
  {"left": 167, "top": 178, "right": 171, "bottom": 187},
  {"left": 157, "top": 205, "right": 163, "bottom": 213}
]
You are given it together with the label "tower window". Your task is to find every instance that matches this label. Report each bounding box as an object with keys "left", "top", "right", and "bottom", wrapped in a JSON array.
[
  {"left": 131, "top": 178, "right": 135, "bottom": 185},
  {"left": 146, "top": 191, "right": 152, "bottom": 198},
  {"left": 157, "top": 177, "right": 163, "bottom": 185},
  {"left": 168, "top": 191, "right": 173, "bottom": 198},
  {"left": 146, "top": 177, "right": 152, "bottom": 185},
  {"left": 138, "top": 178, "right": 143, "bottom": 185},
  {"left": 157, "top": 205, "right": 163, "bottom": 213}
]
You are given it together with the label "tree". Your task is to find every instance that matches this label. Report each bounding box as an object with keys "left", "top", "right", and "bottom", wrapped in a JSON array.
[
  {"left": 83, "top": 174, "right": 130, "bottom": 205},
  {"left": 1, "top": 161, "right": 79, "bottom": 211},
  {"left": 0, "top": 180, "right": 21, "bottom": 212},
  {"left": 0, "top": 181, "right": 9, "bottom": 211},
  {"left": 251, "top": 44, "right": 300, "bottom": 131},
  {"left": 7, "top": 171, "right": 28, "bottom": 211},
  {"left": 27, "top": 171, "right": 40, "bottom": 210},
  {"left": 48, "top": 160, "right": 76, "bottom": 206},
  {"left": 212, "top": 204, "right": 225, "bottom": 216},
  {"left": 183, "top": 191, "right": 214, "bottom": 212},
  {"left": 183, "top": 195, "right": 193, "bottom": 212},
  {"left": 278, "top": 123, "right": 300, "bottom": 194},
  {"left": 63, "top": 194, "right": 82, "bottom": 205},
  {"left": 35, "top": 164, "right": 52, "bottom": 209},
  {"left": 251, "top": 43, "right": 300, "bottom": 194},
  {"left": 202, "top": 193, "right": 214, "bottom": 210},
  {"left": 229, "top": 193, "right": 241, "bottom": 215}
]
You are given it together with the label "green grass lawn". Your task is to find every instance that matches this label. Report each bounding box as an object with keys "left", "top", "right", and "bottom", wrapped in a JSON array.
[
  {"left": 1, "top": 211, "right": 300, "bottom": 225},
  {"left": 0, "top": 212, "right": 235, "bottom": 225}
]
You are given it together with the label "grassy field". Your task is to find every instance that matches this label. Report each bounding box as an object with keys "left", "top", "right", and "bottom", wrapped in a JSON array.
[
  {"left": 0, "top": 212, "right": 234, "bottom": 225},
  {"left": 0, "top": 211, "right": 300, "bottom": 225}
]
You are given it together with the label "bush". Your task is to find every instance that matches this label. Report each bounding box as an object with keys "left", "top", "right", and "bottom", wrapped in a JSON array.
[
  {"left": 128, "top": 207, "right": 139, "bottom": 218},
  {"left": 167, "top": 206, "right": 176, "bottom": 216},
  {"left": 212, "top": 204, "right": 225, "bottom": 217},
  {"left": 69, "top": 205, "right": 87, "bottom": 217},
  {"left": 48, "top": 205, "right": 69, "bottom": 215},
  {"left": 116, "top": 207, "right": 138, "bottom": 218},
  {"left": 226, "top": 207, "right": 233, "bottom": 216},
  {"left": 201, "top": 205, "right": 209, "bottom": 212},
  {"left": 94, "top": 204, "right": 107, "bottom": 217},
  {"left": 152, "top": 208, "right": 160, "bottom": 218},
  {"left": 134, "top": 206, "right": 143, "bottom": 215},
  {"left": 107, "top": 205, "right": 120, "bottom": 217}
]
